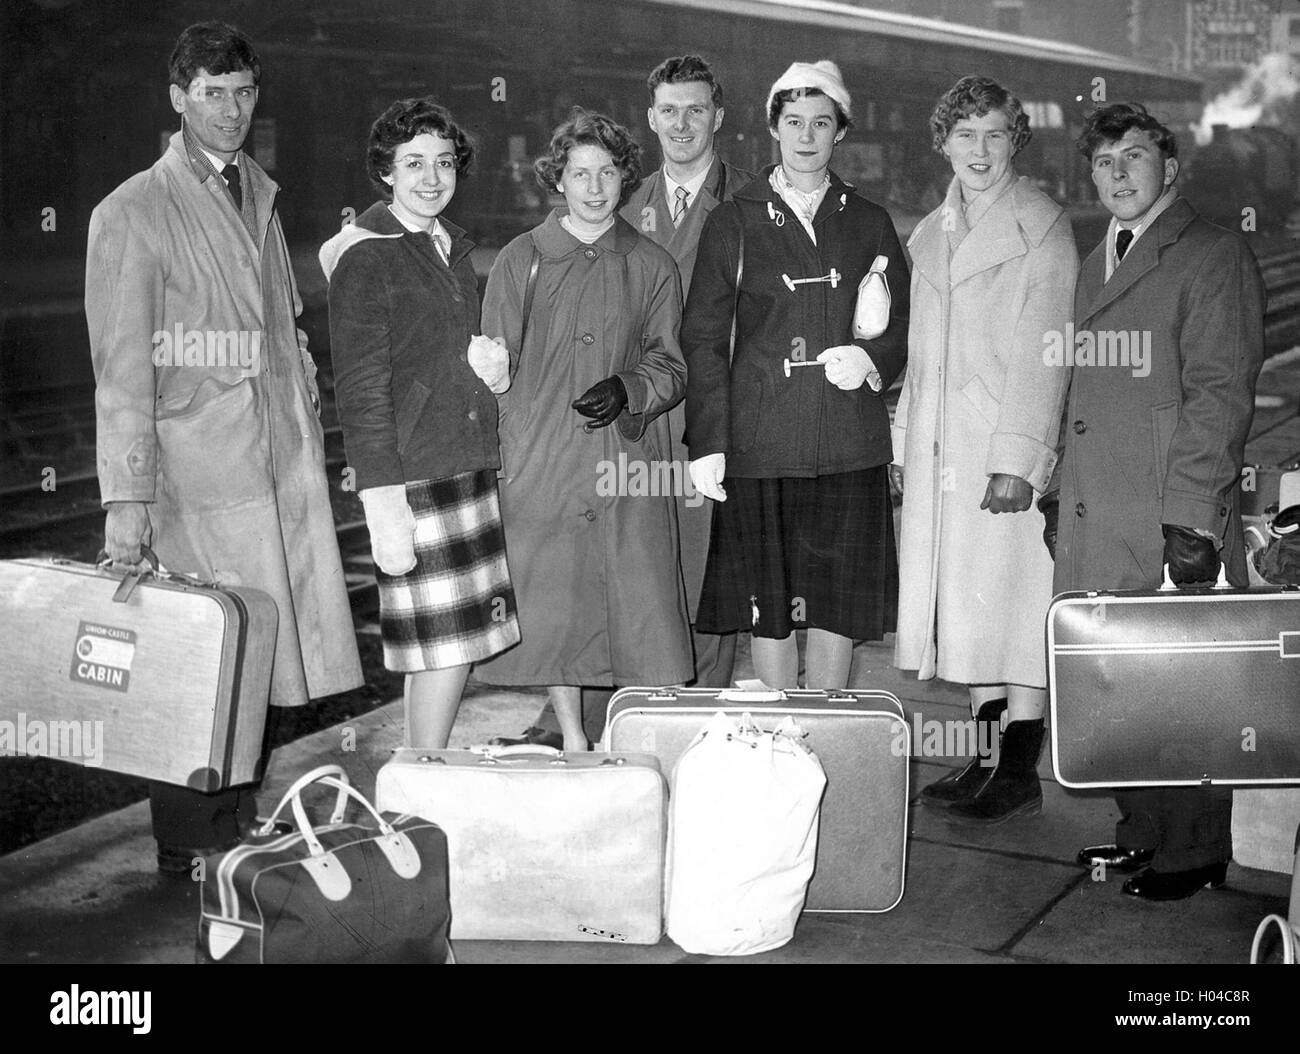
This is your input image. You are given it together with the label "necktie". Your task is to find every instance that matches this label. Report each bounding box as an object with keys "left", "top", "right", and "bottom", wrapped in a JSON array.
[
  {"left": 222, "top": 163, "right": 242, "bottom": 212},
  {"left": 672, "top": 186, "right": 689, "bottom": 227},
  {"left": 1115, "top": 228, "right": 1133, "bottom": 262}
]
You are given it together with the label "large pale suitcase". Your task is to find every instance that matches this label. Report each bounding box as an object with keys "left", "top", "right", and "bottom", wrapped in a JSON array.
[
  {"left": 375, "top": 745, "right": 667, "bottom": 943},
  {"left": 0, "top": 557, "right": 277, "bottom": 789},
  {"left": 1048, "top": 576, "right": 1300, "bottom": 789},
  {"left": 603, "top": 687, "right": 909, "bottom": 912}
]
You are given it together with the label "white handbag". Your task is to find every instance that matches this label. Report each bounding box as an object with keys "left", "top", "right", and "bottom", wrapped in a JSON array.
[
  {"left": 1249, "top": 826, "right": 1299, "bottom": 964},
  {"left": 665, "top": 711, "right": 827, "bottom": 956},
  {"left": 852, "top": 254, "right": 891, "bottom": 340}
]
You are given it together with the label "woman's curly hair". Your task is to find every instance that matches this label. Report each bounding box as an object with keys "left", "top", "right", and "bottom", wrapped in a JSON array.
[
  {"left": 534, "top": 108, "right": 642, "bottom": 206},
  {"left": 929, "top": 75, "right": 1032, "bottom": 155},
  {"left": 367, "top": 97, "right": 474, "bottom": 198}
]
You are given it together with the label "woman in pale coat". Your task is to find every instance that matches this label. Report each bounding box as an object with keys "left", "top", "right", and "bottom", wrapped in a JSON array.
[{"left": 892, "top": 76, "right": 1078, "bottom": 824}]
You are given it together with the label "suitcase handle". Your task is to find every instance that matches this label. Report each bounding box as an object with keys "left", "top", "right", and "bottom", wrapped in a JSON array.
[
  {"left": 716, "top": 688, "right": 786, "bottom": 703},
  {"left": 474, "top": 743, "right": 567, "bottom": 763},
  {"left": 258, "top": 764, "right": 353, "bottom": 834},
  {"left": 1158, "top": 562, "right": 1231, "bottom": 592},
  {"left": 1250, "top": 914, "right": 1297, "bottom": 964}
]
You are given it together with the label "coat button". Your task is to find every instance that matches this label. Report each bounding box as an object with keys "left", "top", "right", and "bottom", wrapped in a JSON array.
[
  {"left": 1218, "top": 506, "right": 1227, "bottom": 516},
  {"left": 467, "top": 410, "right": 478, "bottom": 421},
  {"left": 452, "top": 295, "right": 462, "bottom": 303},
  {"left": 583, "top": 509, "right": 596, "bottom": 521},
  {"left": 584, "top": 248, "right": 597, "bottom": 260},
  {"left": 1073, "top": 420, "right": 1086, "bottom": 434},
  {"left": 581, "top": 333, "right": 595, "bottom": 345},
  {"left": 1075, "top": 502, "right": 1086, "bottom": 517}
]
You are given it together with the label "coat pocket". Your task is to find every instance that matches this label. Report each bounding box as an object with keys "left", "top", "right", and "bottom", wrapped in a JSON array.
[
  {"left": 155, "top": 379, "right": 271, "bottom": 511},
  {"left": 1151, "top": 400, "right": 1180, "bottom": 500},
  {"left": 395, "top": 379, "right": 432, "bottom": 453},
  {"left": 959, "top": 374, "right": 1000, "bottom": 431}
]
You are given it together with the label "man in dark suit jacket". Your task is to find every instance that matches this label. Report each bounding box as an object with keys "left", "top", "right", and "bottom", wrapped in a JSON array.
[
  {"left": 495, "top": 56, "right": 752, "bottom": 748},
  {"left": 1055, "top": 103, "right": 1264, "bottom": 901}
]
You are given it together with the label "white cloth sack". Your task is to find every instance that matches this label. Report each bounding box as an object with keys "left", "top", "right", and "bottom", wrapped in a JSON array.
[
  {"left": 666, "top": 711, "right": 827, "bottom": 955},
  {"left": 853, "top": 254, "right": 891, "bottom": 340}
]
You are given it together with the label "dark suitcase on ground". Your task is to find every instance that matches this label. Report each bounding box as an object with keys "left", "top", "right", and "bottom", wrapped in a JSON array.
[
  {"left": 0, "top": 556, "right": 277, "bottom": 789},
  {"left": 1048, "top": 575, "right": 1300, "bottom": 789},
  {"left": 604, "top": 687, "right": 909, "bottom": 912}
]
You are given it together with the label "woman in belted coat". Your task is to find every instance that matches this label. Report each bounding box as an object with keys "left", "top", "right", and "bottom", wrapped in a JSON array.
[
  {"left": 473, "top": 109, "right": 693, "bottom": 750},
  {"left": 683, "top": 61, "right": 909, "bottom": 690},
  {"left": 892, "top": 76, "right": 1078, "bottom": 824}
]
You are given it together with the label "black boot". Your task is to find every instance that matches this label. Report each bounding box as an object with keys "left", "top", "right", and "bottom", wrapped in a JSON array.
[
  {"left": 946, "top": 718, "right": 1045, "bottom": 826},
  {"left": 919, "top": 698, "right": 1007, "bottom": 809}
]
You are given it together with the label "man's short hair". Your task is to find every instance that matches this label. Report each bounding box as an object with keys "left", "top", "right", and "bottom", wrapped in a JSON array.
[
  {"left": 367, "top": 97, "right": 475, "bottom": 197},
  {"left": 534, "top": 108, "right": 642, "bottom": 207},
  {"left": 647, "top": 55, "right": 723, "bottom": 109},
  {"left": 169, "top": 21, "right": 260, "bottom": 90},
  {"left": 1076, "top": 102, "right": 1178, "bottom": 161}
]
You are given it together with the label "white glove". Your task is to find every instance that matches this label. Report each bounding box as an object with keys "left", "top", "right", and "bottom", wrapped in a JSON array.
[
  {"left": 817, "top": 345, "right": 881, "bottom": 392},
  {"left": 359, "top": 485, "right": 417, "bottom": 576},
  {"left": 689, "top": 453, "right": 727, "bottom": 503},
  {"left": 467, "top": 334, "right": 511, "bottom": 395}
]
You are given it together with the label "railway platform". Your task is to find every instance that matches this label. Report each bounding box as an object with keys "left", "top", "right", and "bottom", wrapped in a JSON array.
[{"left": 2, "top": 258, "right": 1299, "bottom": 970}]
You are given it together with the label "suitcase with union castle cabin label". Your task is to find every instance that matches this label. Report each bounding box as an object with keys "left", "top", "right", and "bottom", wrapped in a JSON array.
[{"left": 0, "top": 556, "right": 277, "bottom": 789}]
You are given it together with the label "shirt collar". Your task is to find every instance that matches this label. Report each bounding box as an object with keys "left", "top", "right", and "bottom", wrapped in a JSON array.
[
  {"left": 1106, "top": 187, "right": 1179, "bottom": 279},
  {"left": 663, "top": 158, "right": 714, "bottom": 208}
]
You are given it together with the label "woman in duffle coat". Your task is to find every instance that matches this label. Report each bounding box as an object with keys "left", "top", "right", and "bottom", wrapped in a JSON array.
[
  {"left": 473, "top": 109, "right": 693, "bottom": 750},
  {"left": 683, "top": 61, "right": 909, "bottom": 690},
  {"left": 892, "top": 76, "right": 1078, "bottom": 824}
]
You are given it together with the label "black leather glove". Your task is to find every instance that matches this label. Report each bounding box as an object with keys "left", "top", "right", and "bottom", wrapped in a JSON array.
[
  {"left": 572, "top": 375, "right": 628, "bottom": 430},
  {"left": 1163, "top": 523, "right": 1220, "bottom": 584},
  {"left": 1038, "top": 491, "right": 1059, "bottom": 560}
]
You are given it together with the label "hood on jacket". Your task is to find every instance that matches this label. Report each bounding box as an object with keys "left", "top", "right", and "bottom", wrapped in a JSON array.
[{"left": 318, "top": 202, "right": 405, "bottom": 281}]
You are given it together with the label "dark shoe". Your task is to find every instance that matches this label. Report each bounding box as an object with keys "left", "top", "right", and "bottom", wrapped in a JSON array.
[
  {"left": 1121, "top": 862, "right": 1229, "bottom": 901},
  {"left": 156, "top": 835, "right": 240, "bottom": 877},
  {"left": 945, "top": 718, "right": 1044, "bottom": 827},
  {"left": 1075, "top": 844, "right": 1155, "bottom": 873},
  {"left": 488, "top": 726, "right": 564, "bottom": 750},
  {"left": 919, "top": 698, "right": 1006, "bottom": 809}
]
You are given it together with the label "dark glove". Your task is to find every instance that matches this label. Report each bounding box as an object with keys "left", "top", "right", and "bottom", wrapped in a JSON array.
[
  {"left": 571, "top": 375, "right": 628, "bottom": 430},
  {"left": 1038, "top": 491, "right": 1059, "bottom": 560},
  {"left": 1163, "top": 524, "right": 1219, "bottom": 584},
  {"left": 979, "top": 473, "right": 1033, "bottom": 513}
]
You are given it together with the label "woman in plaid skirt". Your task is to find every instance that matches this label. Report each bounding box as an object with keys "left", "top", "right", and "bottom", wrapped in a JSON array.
[
  {"left": 320, "top": 97, "right": 520, "bottom": 748},
  {"left": 683, "top": 62, "right": 909, "bottom": 689}
]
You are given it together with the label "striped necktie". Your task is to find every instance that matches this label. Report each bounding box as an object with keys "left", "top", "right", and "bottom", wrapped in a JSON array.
[{"left": 672, "top": 186, "right": 689, "bottom": 227}]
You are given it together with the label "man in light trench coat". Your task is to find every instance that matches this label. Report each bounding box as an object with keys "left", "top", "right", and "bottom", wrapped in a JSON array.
[{"left": 86, "top": 22, "right": 362, "bottom": 872}]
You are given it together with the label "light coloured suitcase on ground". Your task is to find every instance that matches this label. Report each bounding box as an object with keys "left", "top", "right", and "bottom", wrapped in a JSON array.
[
  {"left": 375, "top": 745, "right": 666, "bottom": 943},
  {"left": 0, "top": 556, "right": 276, "bottom": 789},
  {"left": 1048, "top": 571, "right": 1300, "bottom": 788},
  {"left": 603, "top": 687, "right": 909, "bottom": 912}
]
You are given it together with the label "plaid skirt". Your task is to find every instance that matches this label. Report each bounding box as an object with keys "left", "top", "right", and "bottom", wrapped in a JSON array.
[
  {"left": 376, "top": 471, "right": 520, "bottom": 672},
  {"left": 695, "top": 467, "right": 898, "bottom": 641}
]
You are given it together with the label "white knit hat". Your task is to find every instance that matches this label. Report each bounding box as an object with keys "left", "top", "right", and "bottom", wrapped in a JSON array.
[{"left": 766, "top": 60, "right": 852, "bottom": 121}]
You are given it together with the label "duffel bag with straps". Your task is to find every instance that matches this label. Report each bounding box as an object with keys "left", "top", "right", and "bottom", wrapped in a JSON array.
[{"left": 198, "top": 765, "right": 452, "bottom": 964}]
